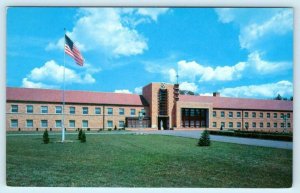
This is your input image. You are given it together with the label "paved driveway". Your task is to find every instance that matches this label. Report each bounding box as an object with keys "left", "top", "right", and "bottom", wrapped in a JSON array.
[{"left": 140, "top": 130, "right": 293, "bottom": 150}]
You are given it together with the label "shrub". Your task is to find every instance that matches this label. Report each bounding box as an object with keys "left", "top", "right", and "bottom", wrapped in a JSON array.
[
  {"left": 198, "top": 130, "right": 210, "bottom": 146},
  {"left": 50, "top": 128, "right": 52, "bottom": 131},
  {"left": 108, "top": 128, "right": 112, "bottom": 131},
  {"left": 78, "top": 129, "right": 83, "bottom": 140},
  {"left": 81, "top": 131, "right": 86, "bottom": 143},
  {"left": 18, "top": 128, "right": 21, "bottom": 131},
  {"left": 36, "top": 128, "right": 39, "bottom": 131},
  {"left": 43, "top": 129, "right": 50, "bottom": 144},
  {"left": 114, "top": 125, "right": 117, "bottom": 130},
  {"left": 122, "top": 127, "right": 125, "bottom": 130},
  {"left": 87, "top": 128, "right": 90, "bottom": 131}
]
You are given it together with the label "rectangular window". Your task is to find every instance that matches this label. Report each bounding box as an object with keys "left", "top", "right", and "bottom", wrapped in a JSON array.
[
  {"left": 287, "top": 123, "right": 291, "bottom": 128},
  {"left": 280, "top": 113, "right": 284, "bottom": 118},
  {"left": 26, "top": 120, "right": 33, "bottom": 128},
  {"left": 274, "top": 113, "right": 277, "bottom": 118},
  {"left": 69, "top": 120, "right": 75, "bottom": 128},
  {"left": 82, "top": 107, "right": 88, "bottom": 115},
  {"left": 221, "top": 111, "right": 225, "bottom": 118},
  {"left": 130, "top": 109, "right": 136, "bottom": 116},
  {"left": 119, "top": 121, "right": 125, "bottom": 128},
  {"left": 245, "top": 122, "right": 249, "bottom": 128},
  {"left": 41, "top": 120, "right": 48, "bottom": 128},
  {"left": 55, "top": 106, "right": 62, "bottom": 114},
  {"left": 229, "top": 122, "right": 233, "bottom": 128},
  {"left": 213, "top": 111, "right": 216, "bottom": 117},
  {"left": 41, "top": 106, "right": 48, "bottom": 114},
  {"left": 107, "top": 120, "right": 113, "bottom": 128},
  {"left": 260, "top": 112, "right": 263, "bottom": 118},
  {"left": 245, "top": 112, "right": 248, "bottom": 118},
  {"left": 274, "top": 123, "right": 277, "bottom": 128},
  {"left": 82, "top": 120, "right": 88, "bottom": 128},
  {"left": 260, "top": 122, "right": 263, "bottom": 128},
  {"left": 11, "top": 105, "right": 18, "bottom": 113},
  {"left": 119, "top": 108, "right": 125, "bottom": 115},
  {"left": 287, "top": 113, "right": 290, "bottom": 118},
  {"left": 267, "top": 113, "right": 270, "bottom": 118},
  {"left": 229, "top": 112, "right": 233, "bottom": 118},
  {"left": 237, "top": 122, "right": 241, "bottom": 128},
  {"left": 252, "top": 112, "right": 256, "bottom": 118},
  {"left": 55, "top": 120, "right": 62, "bottom": 128},
  {"left": 95, "top": 107, "right": 101, "bottom": 115},
  {"left": 213, "top": 122, "right": 217, "bottom": 127},
  {"left": 237, "top": 112, "right": 241, "bottom": 118},
  {"left": 252, "top": 122, "right": 256, "bottom": 128},
  {"left": 107, "top": 108, "right": 113, "bottom": 115},
  {"left": 281, "top": 123, "right": 284, "bottom": 128},
  {"left": 27, "top": 105, "right": 33, "bottom": 114},
  {"left": 70, "top": 107, "right": 75, "bottom": 114},
  {"left": 267, "top": 122, "right": 270, "bottom": 127},
  {"left": 221, "top": 122, "right": 225, "bottom": 127},
  {"left": 11, "top": 119, "right": 18, "bottom": 128}
]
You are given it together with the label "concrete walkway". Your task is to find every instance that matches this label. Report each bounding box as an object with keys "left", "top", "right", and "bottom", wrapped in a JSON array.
[{"left": 141, "top": 130, "right": 293, "bottom": 150}]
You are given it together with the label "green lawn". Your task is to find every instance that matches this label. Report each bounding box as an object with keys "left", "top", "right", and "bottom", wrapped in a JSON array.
[{"left": 6, "top": 133, "right": 292, "bottom": 187}]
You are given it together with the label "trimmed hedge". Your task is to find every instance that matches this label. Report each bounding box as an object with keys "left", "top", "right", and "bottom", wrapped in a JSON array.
[{"left": 209, "top": 130, "right": 293, "bottom": 141}]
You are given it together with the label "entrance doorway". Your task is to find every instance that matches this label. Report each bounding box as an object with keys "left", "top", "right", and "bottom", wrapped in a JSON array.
[
  {"left": 158, "top": 117, "right": 169, "bottom": 130},
  {"left": 181, "top": 108, "right": 209, "bottom": 128}
]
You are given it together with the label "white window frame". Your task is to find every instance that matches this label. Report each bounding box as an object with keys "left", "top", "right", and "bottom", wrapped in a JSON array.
[
  {"left": 95, "top": 107, "right": 101, "bottom": 115},
  {"left": 41, "top": 106, "right": 48, "bottom": 114},
  {"left": 11, "top": 119, "right": 18, "bottom": 128},
  {"left": 27, "top": 105, "right": 33, "bottom": 114},
  {"left": 26, "top": 120, "right": 33, "bottom": 128},
  {"left": 82, "top": 107, "right": 89, "bottom": 115},
  {"left": 69, "top": 106, "right": 75, "bottom": 114},
  {"left": 11, "top": 105, "right": 18, "bottom": 113},
  {"left": 55, "top": 120, "right": 62, "bottom": 128},
  {"left": 41, "top": 120, "right": 48, "bottom": 128},
  {"left": 55, "top": 106, "right": 62, "bottom": 114},
  {"left": 107, "top": 120, "right": 113, "bottom": 128},
  {"left": 69, "top": 120, "right": 75, "bottom": 128},
  {"left": 82, "top": 120, "right": 88, "bottom": 128}
]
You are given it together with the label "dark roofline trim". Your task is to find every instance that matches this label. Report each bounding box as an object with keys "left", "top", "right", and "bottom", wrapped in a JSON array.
[{"left": 213, "top": 107, "right": 293, "bottom": 112}]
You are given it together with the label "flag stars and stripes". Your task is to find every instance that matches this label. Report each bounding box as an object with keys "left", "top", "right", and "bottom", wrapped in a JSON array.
[{"left": 64, "top": 35, "right": 84, "bottom": 66}]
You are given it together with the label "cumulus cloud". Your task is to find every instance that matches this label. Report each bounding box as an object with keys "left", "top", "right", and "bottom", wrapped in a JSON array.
[
  {"left": 46, "top": 8, "right": 169, "bottom": 57},
  {"left": 215, "top": 8, "right": 235, "bottom": 23},
  {"left": 134, "top": 86, "right": 143, "bottom": 94},
  {"left": 22, "top": 78, "right": 57, "bottom": 89},
  {"left": 114, "top": 89, "right": 132, "bottom": 94},
  {"left": 219, "top": 80, "right": 293, "bottom": 98},
  {"left": 179, "top": 82, "right": 198, "bottom": 93}
]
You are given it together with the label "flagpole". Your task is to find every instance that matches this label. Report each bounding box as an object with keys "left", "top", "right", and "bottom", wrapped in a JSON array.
[{"left": 62, "top": 28, "right": 66, "bottom": 142}]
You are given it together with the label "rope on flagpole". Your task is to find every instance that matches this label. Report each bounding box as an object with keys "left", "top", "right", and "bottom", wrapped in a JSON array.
[{"left": 62, "top": 28, "right": 66, "bottom": 142}]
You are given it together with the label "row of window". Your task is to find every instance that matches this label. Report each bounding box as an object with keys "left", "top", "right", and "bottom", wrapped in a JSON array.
[
  {"left": 10, "top": 119, "right": 125, "bottom": 128},
  {"left": 212, "top": 111, "right": 290, "bottom": 119},
  {"left": 212, "top": 121, "right": 291, "bottom": 128},
  {"left": 11, "top": 105, "right": 141, "bottom": 116}
]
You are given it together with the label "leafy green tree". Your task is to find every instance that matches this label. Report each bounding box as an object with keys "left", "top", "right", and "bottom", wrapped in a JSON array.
[
  {"left": 81, "top": 131, "right": 86, "bottom": 143},
  {"left": 43, "top": 129, "right": 50, "bottom": 144},
  {"left": 78, "top": 129, "right": 83, "bottom": 140},
  {"left": 198, "top": 130, "right": 210, "bottom": 146}
]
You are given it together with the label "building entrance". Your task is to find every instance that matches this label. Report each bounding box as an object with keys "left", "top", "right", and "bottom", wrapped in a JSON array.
[
  {"left": 181, "top": 108, "right": 209, "bottom": 128},
  {"left": 158, "top": 116, "right": 169, "bottom": 130}
]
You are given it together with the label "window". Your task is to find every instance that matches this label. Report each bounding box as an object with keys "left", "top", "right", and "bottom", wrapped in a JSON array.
[
  {"left": 107, "top": 108, "right": 113, "bottom": 115},
  {"left": 221, "top": 122, "right": 225, "bottom": 127},
  {"left": 237, "top": 112, "right": 241, "bottom": 118},
  {"left": 41, "top": 106, "right": 48, "bottom": 114},
  {"left": 213, "top": 111, "right": 216, "bottom": 117},
  {"left": 252, "top": 122, "right": 256, "bottom": 128},
  {"left": 260, "top": 122, "right": 263, "bottom": 128},
  {"left": 82, "top": 107, "right": 88, "bottom": 115},
  {"left": 69, "top": 107, "right": 75, "bottom": 114},
  {"left": 229, "top": 112, "right": 233, "bottom": 118},
  {"left": 213, "top": 122, "right": 217, "bottom": 127},
  {"left": 55, "top": 106, "right": 62, "bottom": 114},
  {"left": 11, "top": 105, "right": 18, "bottom": 113},
  {"left": 287, "top": 123, "right": 291, "bottom": 128},
  {"left": 141, "top": 109, "right": 146, "bottom": 116},
  {"left": 55, "top": 120, "right": 62, "bottom": 128},
  {"left": 287, "top": 113, "right": 290, "bottom": 118},
  {"left": 95, "top": 107, "right": 101, "bottom": 115},
  {"left": 281, "top": 123, "right": 284, "bottom": 128},
  {"left": 26, "top": 120, "right": 33, "bottom": 128},
  {"left": 27, "top": 105, "right": 33, "bottom": 114},
  {"left": 41, "top": 120, "right": 48, "bottom": 128},
  {"left": 245, "top": 122, "right": 249, "bottom": 128},
  {"left": 130, "top": 109, "right": 136, "bottom": 116},
  {"left": 274, "top": 113, "right": 277, "bottom": 118},
  {"left": 119, "top": 121, "right": 125, "bottom": 128},
  {"left": 11, "top": 119, "right": 18, "bottom": 128},
  {"left": 107, "top": 120, "right": 113, "bottom": 128},
  {"left": 267, "top": 113, "right": 270, "bottom": 118},
  {"left": 274, "top": 123, "right": 277, "bottom": 128},
  {"left": 229, "top": 122, "right": 233, "bottom": 128},
  {"left": 237, "top": 122, "right": 241, "bottom": 128},
  {"left": 267, "top": 122, "right": 270, "bottom": 128},
  {"left": 82, "top": 120, "right": 88, "bottom": 128},
  {"left": 280, "top": 113, "right": 284, "bottom": 118},
  {"left": 221, "top": 111, "right": 225, "bottom": 118},
  {"left": 69, "top": 120, "right": 75, "bottom": 128},
  {"left": 119, "top": 108, "right": 124, "bottom": 115},
  {"left": 245, "top": 112, "right": 248, "bottom": 118},
  {"left": 260, "top": 113, "right": 263, "bottom": 118},
  {"left": 252, "top": 112, "right": 256, "bottom": 118}
]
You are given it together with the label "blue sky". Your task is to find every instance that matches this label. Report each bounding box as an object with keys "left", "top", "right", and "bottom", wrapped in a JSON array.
[{"left": 6, "top": 7, "right": 293, "bottom": 99}]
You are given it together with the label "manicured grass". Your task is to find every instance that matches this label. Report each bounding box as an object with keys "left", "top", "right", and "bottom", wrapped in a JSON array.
[{"left": 6, "top": 133, "right": 292, "bottom": 187}]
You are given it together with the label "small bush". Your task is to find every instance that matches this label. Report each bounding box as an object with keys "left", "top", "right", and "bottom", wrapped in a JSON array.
[
  {"left": 198, "top": 130, "right": 210, "bottom": 146},
  {"left": 78, "top": 129, "right": 83, "bottom": 140},
  {"left": 36, "top": 128, "right": 39, "bottom": 131},
  {"left": 122, "top": 127, "right": 125, "bottom": 130},
  {"left": 114, "top": 125, "right": 117, "bottom": 130},
  {"left": 18, "top": 128, "right": 21, "bottom": 131},
  {"left": 87, "top": 128, "right": 90, "bottom": 131},
  {"left": 108, "top": 128, "right": 112, "bottom": 131},
  {"left": 50, "top": 128, "right": 52, "bottom": 131},
  {"left": 81, "top": 131, "right": 86, "bottom": 143},
  {"left": 43, "top": 129, "right": 50, "bottom": 144}
]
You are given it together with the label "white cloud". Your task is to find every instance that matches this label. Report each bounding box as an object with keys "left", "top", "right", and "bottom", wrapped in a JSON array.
[
  {"left": 199, "top": 93, "right": 213, "bottom": 96},
  {"left": 219, "top": 80, "right": 293, "bottom": 98},
  {"left": 136, "top": 8, "right": 169, "bottom": 21},
  {"left": 179, "top": 81, "right": 198, "bottom": 93},
  {"left": 22, "top": 78, "right": 57, "bottom": 89},
  {"left": 215, "top": 8, "right": 235, "bottom": 23},
  {"left": 114, "top": 89, "right": 132, "bottom": 94},
  {"left": 134, "top": 86, "right": 143, "bottom": 94}
]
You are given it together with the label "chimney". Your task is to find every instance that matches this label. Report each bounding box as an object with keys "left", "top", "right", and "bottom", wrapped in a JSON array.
[{"left": 213, "top": 92, "right": 220, "bottom": 97}]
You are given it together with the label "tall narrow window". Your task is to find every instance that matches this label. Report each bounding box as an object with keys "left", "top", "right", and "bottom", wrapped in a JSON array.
[
  {"left": 221, "top": 111, "right": 225, "bottom": 118},
  {"left": 69, "top": 120, "right": 75, "bottom": 128},
  {"left": 82, "top": 107, "right": 88, "bottom": 115},
  {"left": 107, "top": 108, "right": 113, "bottom": 115},
  {"left": 11, "top": 119, "right": 18, "bottom": 128},
  {"left": 237, "top": 112, "right": 241, "bottom": 118},
  {"left": 70, "top": 107, "right": 75, "bottom": 114},
  {"left": 55, "top": 106, "right": 62, "bottom": 114},
  {"left": 213, "top": 111, "right": 216, "bottom": 117},
  {"left": 27, "top": 105, "right": 33, "bottom": 114},
  {"left": 41, "top": 120, "right": 48, "bottom": 128},
  {"left": 95, "top": 107, "right": 101, "bottom": 115},
  {"left": 82, "top": 120, "right": 88, "bottom": 128},
  {"left": 26, "top": 120, "right": 33, "bottom": 128},
  {"left": 158, "top": 89, "right": 168, "bottom": 115},
  {"left": 55, "top": 120, "right": 62, "bottom": 128}
]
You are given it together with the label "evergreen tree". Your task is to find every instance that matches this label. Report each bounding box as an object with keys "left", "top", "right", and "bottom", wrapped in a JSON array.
[
  {"left": 81, "top": 131, "right": 86, "bottom": 143},
  {"left": 78, "top": 129, "right": 83, "bottom": 140},
  {"left": 198, "top": 130, "right": 210, "bottom": 146},
  {"left": 274, "top": 94, "right": 282, "bottom": 100},
  {"left": 43, "top": 129, "right": 50, "bottom": 144}
]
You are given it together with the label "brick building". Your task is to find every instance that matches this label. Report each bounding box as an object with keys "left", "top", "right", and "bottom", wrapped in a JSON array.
[{"left": 6, "top": 82, "right": 293, "bottom": 132}]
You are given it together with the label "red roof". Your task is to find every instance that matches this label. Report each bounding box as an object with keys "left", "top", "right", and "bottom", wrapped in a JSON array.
[
  {"left": 180, "top": 95, "right": 293, "bottom": 111},
  {"left": 6, "top": 87, "right": 148, "bottom": 106}
]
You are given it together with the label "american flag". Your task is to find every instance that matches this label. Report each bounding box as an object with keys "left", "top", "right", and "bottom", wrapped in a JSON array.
[{"left": 64, "top": 35, "right": 84, "bottom": 66}]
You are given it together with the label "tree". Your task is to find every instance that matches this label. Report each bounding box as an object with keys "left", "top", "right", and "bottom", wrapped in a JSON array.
[
  {"left": 274, "top": 94, "right": 282, "bottom": 100},
  {"left": 81, "top": 131, "right": 86, "bottom": 143},
  {"left": 198, "top": 130, "right": 210, "bottom": 146},
  {"left": 43, "top": 129, "right": 50, "bottom": 144},
  {"left": 290, "top": 96, "right": 293, "bottom": 101},
  {"left": 78, "top": 129, "right": 83, "bottom": 140}
]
